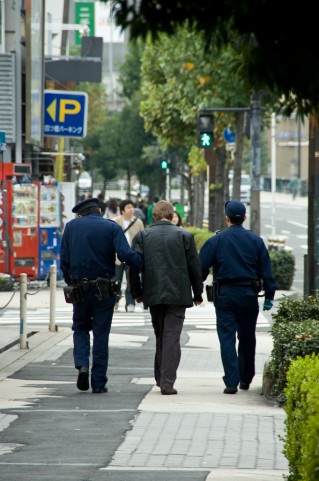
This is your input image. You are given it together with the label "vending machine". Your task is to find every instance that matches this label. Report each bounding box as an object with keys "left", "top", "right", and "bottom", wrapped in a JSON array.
[
  {"left": 39, "top": 180, "right": 63, "bottom": 280},
  {"left": 0, "top": 163, "right": 39, "bottom": 279}
]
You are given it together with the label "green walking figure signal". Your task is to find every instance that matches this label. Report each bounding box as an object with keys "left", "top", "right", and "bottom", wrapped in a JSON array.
[
  {"left": 196, "top": 114, "right": 214, "bottom": 148},
  {"left": 161, "top": 160, "right": 168, "bottom": 169},
  {"left": 199, "top": 132, "right": 213, "bottom": 147}
]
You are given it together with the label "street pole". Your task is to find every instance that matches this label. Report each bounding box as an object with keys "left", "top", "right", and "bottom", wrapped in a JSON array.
[
  {"left": 306, "top": 114, "right": 319, "bottom": 296},
  {"left": 166, "top": 167, "right": 170, "bottom": 200},
  {"left": 249, "top": 92, "right": 263, "bottom": 235}
]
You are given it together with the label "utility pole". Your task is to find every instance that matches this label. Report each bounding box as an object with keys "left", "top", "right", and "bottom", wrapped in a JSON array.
[{"left": 249, "top": 91, "right": 263, "bottom": 235}]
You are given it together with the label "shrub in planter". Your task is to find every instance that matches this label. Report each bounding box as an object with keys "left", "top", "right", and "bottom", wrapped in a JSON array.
[
  {"left": 283, "top": 354, "right": 319, "bottom": 481},
  {"left": 186, "top": 227, "right": 214, "bottom": 251},
  {"left": 266, "top": 296, "right": 319, "bottom": 402},
  {"left": 269, "top": 249, "right": 295, "bottom": 290}
]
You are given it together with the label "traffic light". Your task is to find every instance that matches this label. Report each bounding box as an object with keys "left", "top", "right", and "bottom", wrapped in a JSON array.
[
  {"left": 161, "top": 160, "right": 168, "bottom": 169},
  {"left": 196, "top": 114, "right": 214, "bottom": 148}
]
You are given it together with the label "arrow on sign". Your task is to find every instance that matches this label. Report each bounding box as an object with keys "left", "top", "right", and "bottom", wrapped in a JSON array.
[{"left": 47, "top": 99, "right": 57, "bottom": 122}]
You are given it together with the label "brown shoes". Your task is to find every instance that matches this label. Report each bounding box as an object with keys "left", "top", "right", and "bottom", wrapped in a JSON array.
[{"left": 161, "top": 387, "right": 178, "bottom": 395}]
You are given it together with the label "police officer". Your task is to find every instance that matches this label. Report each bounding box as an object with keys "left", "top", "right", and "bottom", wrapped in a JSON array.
[
  {"left": 60, "top": 197, "right": 143, "bottom": 394},
  {"left": 199, "top": 200, "right": 276, "bottom": 394}
]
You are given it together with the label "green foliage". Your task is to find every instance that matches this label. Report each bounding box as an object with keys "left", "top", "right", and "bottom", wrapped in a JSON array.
[
  {"left": 269, "top": 249, "right": 295, "bottom": 290},
  {"left": 118, "top": 39, "right": 144, "bottom": 99},
  {"left": 108, "top": 0, "right": 319, "bottom": 118},
  {"left": 140, "top": 23, "right": 250, "bottom": 151},
  {"left": 284, "top": 354, "right": 319, "bottom": 481},
  {"left": 188, "top": 146, "right": 206, "bottom": 175},
  {"left": 77, "top": 82, "right": 108, "bottom": 135},
  {"left": 267, "top": 296, "right": 319, "bottom": 401},
  {"left": 186, "top": 226, "right": 215, "bottom": 251}
]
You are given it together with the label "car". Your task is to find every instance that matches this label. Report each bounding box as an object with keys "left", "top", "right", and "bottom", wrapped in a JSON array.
[{"left": 229, "top": 173, "right": 251, "bottom": 205}]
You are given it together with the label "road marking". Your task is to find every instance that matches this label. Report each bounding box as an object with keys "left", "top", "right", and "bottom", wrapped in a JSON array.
[{"left": 288, "top": 220, "right": 307, "bottom": 229}]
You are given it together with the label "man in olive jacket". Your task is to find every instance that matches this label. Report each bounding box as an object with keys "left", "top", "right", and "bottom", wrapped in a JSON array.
[{"left": 129, "top": 200, "right": 203, "bottom": 395}]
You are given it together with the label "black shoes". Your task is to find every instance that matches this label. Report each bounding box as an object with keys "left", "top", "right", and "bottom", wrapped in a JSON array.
[
  {"left": 224, "top": 386, "right": 238, "bottom": 394},
  {"left": 161, "top": 387, "right": 178, "bottom": 395},
  {"left": 77, "top": 367, "right": 89, "bottom": 391},
  {"left": 92, "top": 387, "right": 108, "bottom": 394},
  {"left": 239, "top": 382, "right": 250, "bottom": 390}
]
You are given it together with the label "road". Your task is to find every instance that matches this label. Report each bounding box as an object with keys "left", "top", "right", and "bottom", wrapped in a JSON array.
[{"left": 257, "top": 191, "right": 307, "bottom": 297}]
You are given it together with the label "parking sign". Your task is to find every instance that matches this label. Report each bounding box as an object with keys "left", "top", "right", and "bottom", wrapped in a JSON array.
[{"left": 44, "top": 90, "right": 88, "bottom": 138}]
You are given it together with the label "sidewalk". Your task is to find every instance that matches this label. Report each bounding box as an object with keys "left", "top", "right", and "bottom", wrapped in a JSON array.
[{"left": 0, "top": 286, "right": 290, "bottom": 480}]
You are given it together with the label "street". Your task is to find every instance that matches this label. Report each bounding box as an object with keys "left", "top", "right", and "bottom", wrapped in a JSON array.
[{"left": 259, "top": 191, "right": 307, "bottom": 296}]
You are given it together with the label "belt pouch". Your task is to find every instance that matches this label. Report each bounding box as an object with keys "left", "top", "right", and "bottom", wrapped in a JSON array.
[{"left": 63, "top": 285, "right": 84, "bottom": 304}]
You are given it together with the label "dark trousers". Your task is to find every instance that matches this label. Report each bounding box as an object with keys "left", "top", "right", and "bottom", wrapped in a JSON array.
[
  {"left": 215, "top": 286, "right": 259, "bottom": 388},
  {"left": 115, "top": 263, "right": 135, "bottom": 307},
  {"left": 149, "top": 304, "right": 185, "bottom": 388},
  {"left": 72, "top": 287, "right": 115, "bottom": 390}
]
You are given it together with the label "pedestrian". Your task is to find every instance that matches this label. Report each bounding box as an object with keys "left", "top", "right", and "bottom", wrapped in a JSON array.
[
  {"left": 172, "top": 210, "right": 183, "bottom": 227},
  {"left": 129, "top": 200, "right": 203, "bottom": 395},
  {"left": 60, "top": 197, "right": 143, "bottom": 394},
  {"left": 146, "top": 196, "right": 159, "bottom": 225},
  {"left": 289, "top": 176, "right": 299, "bottom": 200},
  {"left": 137, "top": 197, "right": 148, "bottom": 224},
  {"left": 113, "top": 199, "right": 144, "bottom": 312},
  {"left": 97, "top": 192, "right": 107, "bottom": 216},
  {"left": 199, "top": 200, "right": 276, "bottom": 394},
  {"left": 105, "top": 198, "right": 120, "bottom": 219}
]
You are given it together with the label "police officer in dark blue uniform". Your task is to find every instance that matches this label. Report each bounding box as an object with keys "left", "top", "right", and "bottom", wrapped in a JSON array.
[
  {"left": 61, "top": 197, "right": 143, "bottom": 394},
  {"left": 199, "top": 200, "right": 276, "bottom": 394}
]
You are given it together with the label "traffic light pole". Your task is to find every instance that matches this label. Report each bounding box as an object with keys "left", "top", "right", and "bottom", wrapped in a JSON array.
[
  {"left": 166, "top": 167, "right": 170, "bottom": 200},
  {"left": 200, "top": 95, "right": 262, "bottom": 234}
]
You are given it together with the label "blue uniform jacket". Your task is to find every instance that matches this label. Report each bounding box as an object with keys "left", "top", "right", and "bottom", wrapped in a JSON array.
[
  {"left": 61, "top": 213, "right": 143, "bottom": 285},
  {"left": 199, "top": 225, "right": 276, "bottom": 300}
]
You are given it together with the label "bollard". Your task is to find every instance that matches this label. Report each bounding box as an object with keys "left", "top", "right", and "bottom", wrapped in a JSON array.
[
  {"left": 49, "top": 264, "right": 57, "bottom": 332},
  {"left": 19, "top": 273, "right": 28, "bottom": 349}
]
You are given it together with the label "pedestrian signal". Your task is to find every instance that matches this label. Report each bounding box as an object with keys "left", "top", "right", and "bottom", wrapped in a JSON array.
[
  {"left": 196, "top": 114, "right": 214, "bottom": 148},
  {"left": 161, "top": 160, "right": 168, "bottom": 169}
]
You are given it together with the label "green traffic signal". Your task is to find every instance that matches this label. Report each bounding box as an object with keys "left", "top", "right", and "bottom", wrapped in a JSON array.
[
  {"left": 161, "top": 160, "right": 168, "bottom": 169},
  {"left": 199, "top": 132, "right": 213, "bottom": 148}
]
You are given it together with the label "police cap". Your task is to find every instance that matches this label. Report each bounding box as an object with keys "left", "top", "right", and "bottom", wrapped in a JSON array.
[
  {"left": 225, "top": 200, "right": 246, "bottom": 217},
  {"left": 72, "top": 197, "right": 99, "bottom": 214}
]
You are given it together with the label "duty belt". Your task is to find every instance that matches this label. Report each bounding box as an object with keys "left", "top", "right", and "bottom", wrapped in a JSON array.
[
  {"left": 218, "top": 279, "right": 252, "bottom": 286},
  {"left": 72, "top": 278, "right": 97, "bottom": 286}
]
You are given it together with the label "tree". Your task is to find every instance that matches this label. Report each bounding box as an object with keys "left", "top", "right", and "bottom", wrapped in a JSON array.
[
  {"left": 105, "top": 0, "right": 319, "bottom": 118},
  {"left": 139, "top": 25, "right": 254, "bottom": 227}
]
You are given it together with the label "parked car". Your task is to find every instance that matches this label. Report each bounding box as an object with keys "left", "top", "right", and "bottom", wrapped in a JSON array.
[{"left": 229, "top": 173, "right": 251, "bottom": 205}]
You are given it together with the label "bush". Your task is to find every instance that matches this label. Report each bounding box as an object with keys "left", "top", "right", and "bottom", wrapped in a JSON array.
[
  {"left": 269, "top": 249, "right": 295, "bottom": 290},
  {"left": 283, "top": 354, "right": 319, "bottom": 481},
  {"left": 186, "top": 226, "right": 215, "bottom": 251},
  {"left": 267, "top": 296, "right": 319, "bottom": 402}
]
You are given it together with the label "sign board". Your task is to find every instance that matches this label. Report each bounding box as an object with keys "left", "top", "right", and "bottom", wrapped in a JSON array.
[
  {"left": 75, "top": 2, "right": 95, "bottom": 45},
  {"left": 44, "top": 90, "right": 88, "bottom": 138},
  {"left": 223, "top": 126, "right": 236, "bottom": 143},
  {"left": 0, "top": 130, "right": 6, "bottom": 151}
]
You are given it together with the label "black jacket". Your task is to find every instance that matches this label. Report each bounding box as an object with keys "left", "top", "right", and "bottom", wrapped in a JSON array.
[{"left": 130, "top": 221, "right": 203, "bottom": 308}]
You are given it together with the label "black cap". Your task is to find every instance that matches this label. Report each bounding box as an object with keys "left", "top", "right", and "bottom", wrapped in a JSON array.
[
  {"left": 72, "top": 197, "right": 99, "bottom": 214},
  {"left": 225, "top": 200, "right": 246, "bottom": 217}
]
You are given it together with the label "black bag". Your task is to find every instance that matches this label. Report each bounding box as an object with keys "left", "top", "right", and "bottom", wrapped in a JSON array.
[
  {"left": 206, "top": 282, "right": 218, "bottom": 304},
  {"left": 96, "top": 277, "right": 121, "bottom": 300},
  {"left": 63, "top": 285, "right": 84, "bottom": 304}
]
